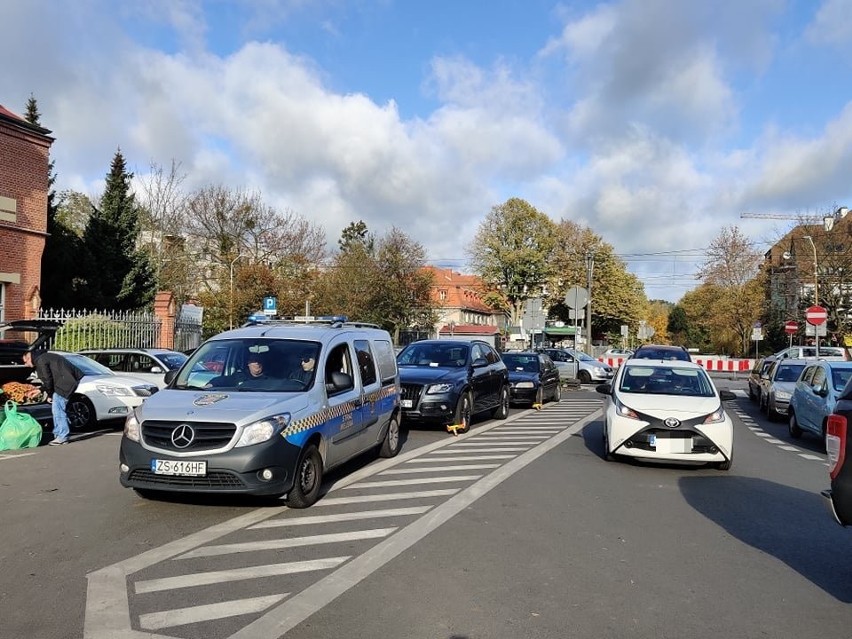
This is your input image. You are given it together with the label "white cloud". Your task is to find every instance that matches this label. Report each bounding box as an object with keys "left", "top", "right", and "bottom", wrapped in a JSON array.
[{"left": 805, "top": 0, "right": 852, "bottom": 51}]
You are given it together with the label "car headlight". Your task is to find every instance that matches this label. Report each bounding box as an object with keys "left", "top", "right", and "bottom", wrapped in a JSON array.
[
  {"left": 124, "top": 410, "right": 141, "bottom": 442},
  {"left": 426, "top": 383, "right": 453, "bottom": 394},
  {"left": 615, "top": 397, "right": 639, "bottom": 419},
  {"left": 96, "top": 384, "right": 133, "bottom": 396},
  {"left": 775, "top": 390, "right": 792, "bottom": 400},
  {"left": 235, "top": 414, "right": 290, "bottom": 448},
  {"left": 514, "top": 381, "right": 535, "bottom": 388},
  {"left": 703, "top": 407, "right": 726, "bottom": 424}
]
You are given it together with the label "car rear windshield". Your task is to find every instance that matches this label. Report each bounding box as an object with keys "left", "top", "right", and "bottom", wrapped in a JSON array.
[
  {"left": 502, "top": 354, "right": 539, "bottom": 372},
  {"left": 619, "top": 366, "right": 715, "bottom": 397},
  {"left": 832, "top": 367, "right": 852, "bottom": 392},
  {"left": 774, "top": 364, "right": 805, "bottom": 383},
  {"left": 632, "top": 348, "right": 690, "bottom": 361},
  {"left": 397, "top": 343, "right": 469, "bottom": 368}
]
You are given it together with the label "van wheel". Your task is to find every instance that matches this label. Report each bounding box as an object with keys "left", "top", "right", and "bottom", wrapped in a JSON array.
[
  {"left": 286, "top": 444, "right": 322, "bottom": 508},
  {"left": 454, "top": 393, "right": 472, "bottom": 433},
  {"left": 788, "top": 412, "right": 802, "bottom": 439},
  {"left": 379, "top": 415, "right": 401, "bottom": 458},
  {"left": 491, "top": 386, "right": 509, "bottom": 420}
]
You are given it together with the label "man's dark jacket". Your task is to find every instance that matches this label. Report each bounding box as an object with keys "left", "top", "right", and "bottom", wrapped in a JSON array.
[{"left": 30, "top": 351, "right": 84, "bottom": 399}]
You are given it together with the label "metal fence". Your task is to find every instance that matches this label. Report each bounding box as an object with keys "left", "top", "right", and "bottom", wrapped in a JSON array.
[{"left": 37, "top": 307, "right": 203, "bottom": 352}]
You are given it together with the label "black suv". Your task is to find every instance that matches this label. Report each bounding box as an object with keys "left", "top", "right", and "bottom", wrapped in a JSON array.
[
  {"left": 396, "top": 339, "right": 509, "bottom": 432},
  {"left": 631, "top": 344, "right": 692, "bottom": 362}
]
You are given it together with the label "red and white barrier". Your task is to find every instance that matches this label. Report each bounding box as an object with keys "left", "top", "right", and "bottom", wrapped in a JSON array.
[{"left": 598, "top": 356, "right": 755, "bottom": 372}]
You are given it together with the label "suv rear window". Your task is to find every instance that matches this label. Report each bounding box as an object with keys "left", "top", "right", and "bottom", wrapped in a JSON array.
[{"left": 632, "top": 346, "right": 691, "bottom": 361}]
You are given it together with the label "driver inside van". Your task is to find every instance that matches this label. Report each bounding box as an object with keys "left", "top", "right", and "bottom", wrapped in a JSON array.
[{"left": 238, "top": 351, "right": 274, "bottom": 389}]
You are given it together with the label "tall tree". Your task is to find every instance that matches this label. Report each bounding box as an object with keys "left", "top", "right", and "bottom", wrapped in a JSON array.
[
  {"left": 469, "top": 198, "right": 557, "bottom": 326},
  {"left": 79, "top": 150, "right": 156, "bottom": 310},
  {"left": 338, "top": 220, "right": 374, "bottom": 253},
  {"left": 696, "top": 225, "right": 764, "bottom": 355},
  {"left": 24, "top": 95, "right": 86, "bottom": 308}
]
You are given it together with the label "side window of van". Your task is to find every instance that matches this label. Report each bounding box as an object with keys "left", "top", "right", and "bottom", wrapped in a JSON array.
[
  {"left": 371, "top": 339, "right": 397, "bottom": 383},
  {"left": 325, "top": 343, "right": 354, "bottom": 396},
  {"left": 354, "top": 340, "right": 378, "bottom": 386}
]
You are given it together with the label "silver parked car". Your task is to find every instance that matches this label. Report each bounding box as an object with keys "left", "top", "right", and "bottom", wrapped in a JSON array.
[{"left": 760, "top": 358, "right": 808, "bottom": 421}]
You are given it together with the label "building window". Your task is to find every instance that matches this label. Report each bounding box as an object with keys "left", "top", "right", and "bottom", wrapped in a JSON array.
[{"left": 439, "top": 289, "right": 447, "bottom": 301}]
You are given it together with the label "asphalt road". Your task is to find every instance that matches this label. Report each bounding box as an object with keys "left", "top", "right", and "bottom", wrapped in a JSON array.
[{"left": 2, "top": 381, "right": 850, "bottom": 639}]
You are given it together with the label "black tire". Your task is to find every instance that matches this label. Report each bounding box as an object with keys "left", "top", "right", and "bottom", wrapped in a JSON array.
[
  {"left": 767, "top": 400, "right": 779, "bottom": 422},
  {"left": 379, "top": 415, "right": 401, "bottom": 458},
  {"left": 66, "top": 395, "right": 96, "bottom": 430},
  {"left": 552, "top": 383, "right": 562, "bottom": 403},
  {"left": 602, "top": 427, "right": 614, "bottom": 461},
  {"left": 788, "top": 411, "right": 802, "bottom": 438},
  {"left": 759, "top": 393, "right": 768, "bottom": 414},
  {"left": 748, "top": 384, "right": 756, "bottom": 401},
  {"left": 286, "top": 444, "right": 323, "bottom": 508},
  {"left": 454, "top": 393, "right": 472, "bottom": 433},
  {"left": 716, "top": 457, "right": 733, "bottom": 471},
  {"left": 578, "top": 370, "right": 592, "bottom": 384},
  {"left": 491, "top": 386, "right": 509, "bottom": 420}
]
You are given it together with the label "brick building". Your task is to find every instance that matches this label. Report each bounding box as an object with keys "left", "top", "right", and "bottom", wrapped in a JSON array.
[
  {"left": 425, "top": 266, "right": 507, "bottom": 346},
  {"left": 0, "top": 104, "right": 54, "bottom": 322}
]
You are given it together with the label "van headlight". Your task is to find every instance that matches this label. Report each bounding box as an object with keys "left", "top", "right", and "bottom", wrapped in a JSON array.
[
  {"left": 236, "top": 414, "right": 291, "bottom": 447},
  {"left": 124, "top": 410, "right": 141, "bottom": 442}
]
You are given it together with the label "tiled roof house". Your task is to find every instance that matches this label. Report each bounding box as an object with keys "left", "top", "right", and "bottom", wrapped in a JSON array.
[{"left": 425, "top": 266, "right": 507, "bottom": 341}]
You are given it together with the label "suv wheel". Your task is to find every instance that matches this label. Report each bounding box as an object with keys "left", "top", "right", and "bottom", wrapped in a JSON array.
[
  {"left": 454, "top": 393, "right": 472, "bottom": 433},
  {"left": 491, "top": 386, "right": 509, "bottom": 420}
]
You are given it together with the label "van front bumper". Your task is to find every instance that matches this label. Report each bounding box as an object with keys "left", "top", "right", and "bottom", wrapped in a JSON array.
[{"left": 119, "top": 436, "right": 301, "bottom": 496}]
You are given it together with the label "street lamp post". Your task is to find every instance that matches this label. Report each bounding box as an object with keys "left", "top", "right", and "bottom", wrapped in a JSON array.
[
  {"left": 229, "top": 254, "right": 246, "bottom": 330},
  {"left": 584, "top": 252, "right": 595, "bottom": 354}
]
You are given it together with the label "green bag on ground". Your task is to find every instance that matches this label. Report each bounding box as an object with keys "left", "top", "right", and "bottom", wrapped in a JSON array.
[{"left": 0, "top": 400, "right": 43, "bottom": 451}]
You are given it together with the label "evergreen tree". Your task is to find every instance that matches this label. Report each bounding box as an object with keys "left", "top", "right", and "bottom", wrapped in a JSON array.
[
  {"left": 80, "top": 150, "right": 156, "bottom": 310},
  {"left": 23, "top": 95, "right": 85, "bottom": 308}
]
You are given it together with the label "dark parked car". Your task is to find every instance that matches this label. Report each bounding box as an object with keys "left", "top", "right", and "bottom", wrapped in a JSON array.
[
  {"left": 396, "top": 339, "right": 509, "bottom": 432},
  {"left": 630, "top": 344, "right": 692, "bottom": 362},
  {"left": 822, "top": 391, "right": 852, "bottom": 526},
  {"left": 502, "top": 351, "right": 561, "bottom": 407},
  {"left": 747, "top": 357, "right": 775, "bottom": 403}
]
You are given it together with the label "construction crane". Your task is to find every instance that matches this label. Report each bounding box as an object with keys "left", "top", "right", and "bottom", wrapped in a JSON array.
[{"left": 741, "top": 207, "right": 848, "bottom": 231}]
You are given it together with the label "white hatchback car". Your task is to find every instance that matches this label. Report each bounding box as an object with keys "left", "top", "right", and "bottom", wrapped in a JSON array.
[
  {"left": 57, "top": 353, "right": 159, "bottom": 430},
  {"left": 596, "top": 359, "right": 736, "bottom": 470}
]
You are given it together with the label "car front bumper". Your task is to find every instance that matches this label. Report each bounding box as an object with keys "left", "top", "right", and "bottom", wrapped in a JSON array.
[{"left": 119, "top": 435, "right": 301, "bottom": 496}]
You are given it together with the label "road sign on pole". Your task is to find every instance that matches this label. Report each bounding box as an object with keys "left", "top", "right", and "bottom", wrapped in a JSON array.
[
  {"left": 784, "top": 321, "right": 798, "bottom": 335},
  {"left": 263, "top": 296, "right": 278, "bottom": 316},
  {"left": 805, "top": 305, "right": 827, "bottom": 326}
]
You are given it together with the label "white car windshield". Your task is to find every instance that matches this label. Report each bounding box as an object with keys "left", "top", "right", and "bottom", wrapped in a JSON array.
[
  {"left": 619, "top": 366, "right": 715, "bottom": 397},
  {"left": 61, "top": 353, "right": 113, "bottom": 376}
]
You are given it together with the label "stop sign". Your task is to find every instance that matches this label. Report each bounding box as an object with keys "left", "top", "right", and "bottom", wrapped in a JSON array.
[
  {"left": 805, "top": 305, "right": 828, "bottom": 326},
  {"left": 784, "top": 321, "right": 798, "bottom": 335}
]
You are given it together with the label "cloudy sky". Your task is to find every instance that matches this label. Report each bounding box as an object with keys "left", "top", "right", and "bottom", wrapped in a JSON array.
[{"left": 4, "top": 0, "right": 852, "bottom": 301}]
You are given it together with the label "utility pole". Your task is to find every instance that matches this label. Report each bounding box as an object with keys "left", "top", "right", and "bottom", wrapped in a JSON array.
[{"left": 584, "top": 252, "right": 595, "bottom": 354}]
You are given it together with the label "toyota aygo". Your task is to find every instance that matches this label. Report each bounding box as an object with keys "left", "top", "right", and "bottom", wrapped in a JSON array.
[{"left": 596, "top": 359, "right": 736, "bottom": 470}]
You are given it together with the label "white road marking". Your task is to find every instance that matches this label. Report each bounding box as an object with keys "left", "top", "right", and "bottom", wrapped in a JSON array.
[
  {"left": 438, "top": 446, "right": 529, "bottom": 453},
  {"left": 379, "top": 464, "right": 500, "bottom": 475},
  {"left": 454, "top": 441, "right": 542, "bottom": 447},
  {"left": 316, "top": 489, "right": 460, "bottom": 506},
  {"left": 799, "top": 454, "right": 824, "bottom": 461},
  {"left": 754, "top": 432, "right": 772, "bottom": 437},
  {"left": 0, "top": 452, "right": 37, "bottom": 462},
  {"left": 139, "top": 594, "right": 288, "bottom": 631},
  {"left": 250, "top": 507, "right": 431, "bottom": 529},
  {"left": 135, "top": 557, "right": 350, "bottom": 594},
  {"left": 176, "top": 528, "right": 397, "bottom": 559},
  {"left": 411, "top": 455, "right": 517, "bottom": 463},
  {"left": 747, "top": 426, "right": 762, "bottom": 431},
  {"left": 778, "top": 445, "right": 801, "bottom": 451},
  {"left": 345, "top": 475, "right": 483, "bottom": 489},
  {"left": 476, "top": 433, "right": 550, "bottom": 439},
  {"left": 489, "top": 427, "right": 563, "bottom": 432},
  {"left": 765, "top": 438, "right": 784, "bottom": 444}
]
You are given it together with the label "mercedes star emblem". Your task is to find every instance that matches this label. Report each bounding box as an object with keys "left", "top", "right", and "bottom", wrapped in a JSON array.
[{"left": 171, "top": 423, "right": 196, "bottom": 448}]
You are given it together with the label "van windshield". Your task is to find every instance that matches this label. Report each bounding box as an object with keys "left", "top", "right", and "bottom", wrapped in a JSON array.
[{"left": 174, "top": 339, "right": 321, "bottom": 392}]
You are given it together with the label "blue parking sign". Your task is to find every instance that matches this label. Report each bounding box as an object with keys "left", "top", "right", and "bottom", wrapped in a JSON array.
[{"left": 263, "top": 296, "right": 277, "bottom": 316}]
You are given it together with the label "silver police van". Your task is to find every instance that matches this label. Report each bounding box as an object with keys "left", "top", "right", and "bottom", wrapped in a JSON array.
[{"left": 119, "top": 320, "right": 400, "bottom": 508}]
